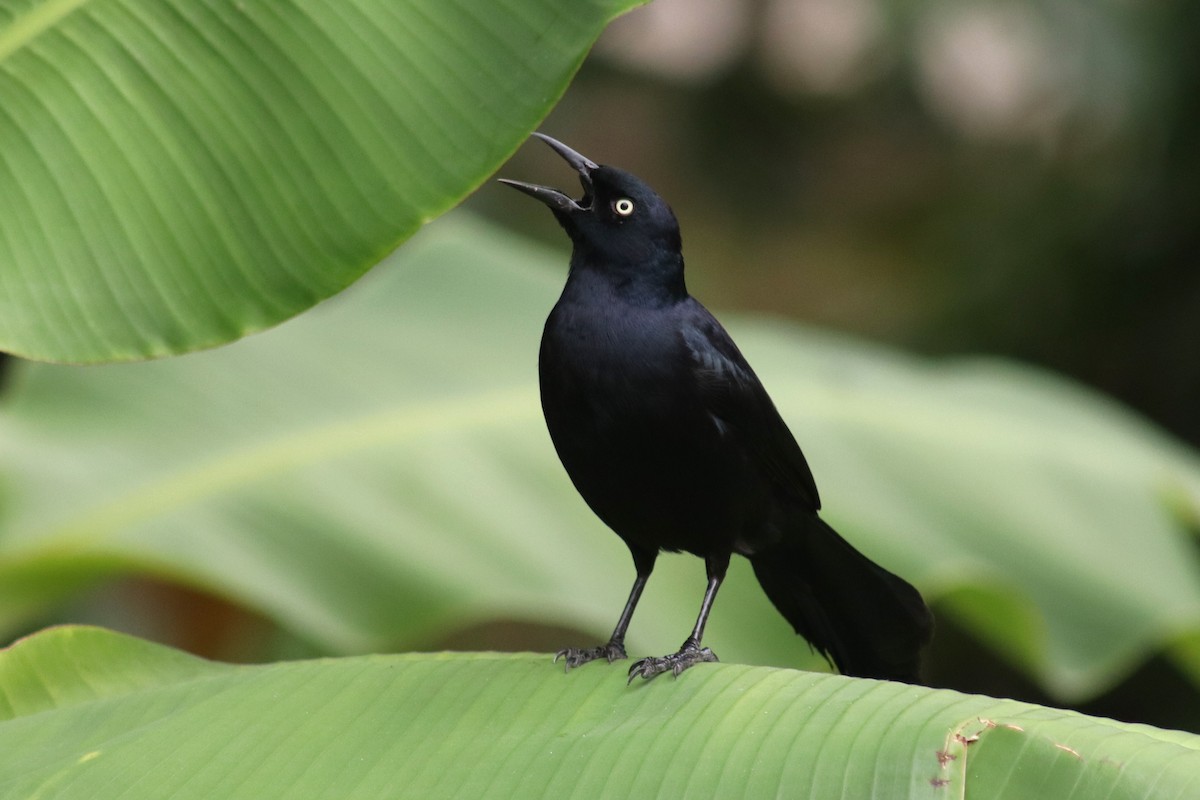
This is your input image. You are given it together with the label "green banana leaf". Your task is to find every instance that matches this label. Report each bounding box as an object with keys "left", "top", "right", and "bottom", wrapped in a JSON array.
[
  {"left": 0, "top": 0, "right": 642, "bottom": 362},
  {"left": 1, "top": 216, "right": 1199, "bottom": 703},
  {"left": 2, "top": 626, "right": 1198, "bottom": 799}
]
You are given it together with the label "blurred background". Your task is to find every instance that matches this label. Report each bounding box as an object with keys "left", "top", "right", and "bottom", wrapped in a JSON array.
[
  {"left": 3, "top": 0, "right": 1198, "bottom": 733},
  {"left": 485, "top": 0, "right": 1199, "bottom": 445},
  {"left": 472, "top": 0, "right": 1200, "bottom": 729}
]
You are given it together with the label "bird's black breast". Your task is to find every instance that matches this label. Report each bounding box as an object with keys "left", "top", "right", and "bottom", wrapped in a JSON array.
[{"left": 538, "top": 287, "right": 769, "bottom": 557}]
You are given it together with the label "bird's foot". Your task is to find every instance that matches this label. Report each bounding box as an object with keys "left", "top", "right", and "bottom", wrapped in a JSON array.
[
  {"left": 627, "top": 639, "right": 718, "bottom": 683},
  {"left": 554, "top": 640, "right": 627, "bottom": 671}
]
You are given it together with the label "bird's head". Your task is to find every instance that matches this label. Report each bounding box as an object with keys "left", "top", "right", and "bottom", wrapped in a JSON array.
[{"left": 499, "top": 134, "right": 683, "bottom": 281}]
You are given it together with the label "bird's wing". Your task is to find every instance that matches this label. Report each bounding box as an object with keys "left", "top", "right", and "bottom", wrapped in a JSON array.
[{"left": 680, "top": 305, "right": 822, "bottom": 511}]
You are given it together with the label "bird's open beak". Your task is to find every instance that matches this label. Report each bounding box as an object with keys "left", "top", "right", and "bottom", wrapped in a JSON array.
[{"left": 498, "top": 132, "right": 598, "bottom": 213}]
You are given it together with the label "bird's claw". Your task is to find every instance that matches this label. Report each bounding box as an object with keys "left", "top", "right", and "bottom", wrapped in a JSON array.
[
  {"left": 554, "top": 641, "right": 628, "bottom": 671},
  {"left": 627, "top": 643, "right": 718, "bottom": 683}
]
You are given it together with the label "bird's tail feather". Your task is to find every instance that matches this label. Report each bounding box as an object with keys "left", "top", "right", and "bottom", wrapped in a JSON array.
[{"left": 749, "top": 516, "right": 933, "bottom": 683}]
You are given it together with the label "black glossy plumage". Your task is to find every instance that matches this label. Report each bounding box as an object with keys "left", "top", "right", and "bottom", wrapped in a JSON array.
[{"left": 500, "top": 134, "right": 933, "bottom": 682}]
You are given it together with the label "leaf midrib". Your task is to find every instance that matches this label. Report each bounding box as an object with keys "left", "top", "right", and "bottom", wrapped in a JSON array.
[
  {"left": 0, "top": 0, "right": 91, "bottom": 62},
  {"left": 2, "top": 383, "right": 540, "bottom": 560}
]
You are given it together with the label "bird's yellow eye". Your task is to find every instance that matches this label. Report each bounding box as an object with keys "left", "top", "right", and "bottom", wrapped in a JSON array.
[{"left": 613, "top": 198, "right": 635, "bottom": 217}]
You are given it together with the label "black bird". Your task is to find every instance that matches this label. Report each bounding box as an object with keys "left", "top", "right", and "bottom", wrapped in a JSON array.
[{"left": 500, "top": 133, "right": 932, "bottom": 683}]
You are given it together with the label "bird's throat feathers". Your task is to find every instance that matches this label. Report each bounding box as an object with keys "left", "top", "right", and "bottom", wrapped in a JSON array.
[{"left": 566, "top": 236, "right": 688, "bottom": 307}]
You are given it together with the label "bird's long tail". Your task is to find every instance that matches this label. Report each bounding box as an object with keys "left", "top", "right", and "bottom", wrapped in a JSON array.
[{"left": 748, "top": 516, "right": 933, "bottom": 683}]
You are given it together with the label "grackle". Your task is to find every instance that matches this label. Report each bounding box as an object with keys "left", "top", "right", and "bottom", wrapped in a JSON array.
[{"left": 500, "top": 134, "right": 933, "bottom": 683}]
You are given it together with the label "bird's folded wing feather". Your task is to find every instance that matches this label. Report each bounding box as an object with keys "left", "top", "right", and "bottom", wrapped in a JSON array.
[{"left": 680, "top": 308, "right": 822, "bottom": 511}]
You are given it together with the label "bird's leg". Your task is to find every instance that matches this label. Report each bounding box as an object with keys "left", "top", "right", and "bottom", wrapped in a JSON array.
[
  {"left": 628, "top": 554, "right": 728, "bottom": 682},
  {"left": 555, "top": 551, "right": 655, "bottom": 670}
]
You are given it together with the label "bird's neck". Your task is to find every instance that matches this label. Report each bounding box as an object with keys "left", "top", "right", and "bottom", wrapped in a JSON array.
[{"left": 567, "top": 249, "right": 688, "bottom": 308}]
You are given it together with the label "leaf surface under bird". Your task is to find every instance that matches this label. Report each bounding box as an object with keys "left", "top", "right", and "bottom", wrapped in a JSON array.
[{"left": 500, "top": 134, "right": 933, "bottom": 683}]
